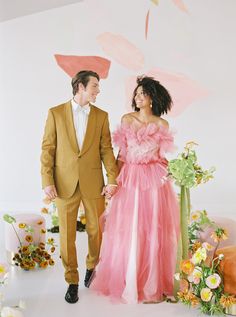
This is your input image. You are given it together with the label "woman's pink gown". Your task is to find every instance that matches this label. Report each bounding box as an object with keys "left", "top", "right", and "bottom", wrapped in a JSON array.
[{"left": 90, "top": 122, "right": 180, "bottom": 303}]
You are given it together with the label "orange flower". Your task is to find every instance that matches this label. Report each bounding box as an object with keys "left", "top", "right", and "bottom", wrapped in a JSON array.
[
  {"left": 211, "top": 228, "right": 228, "bottom": 242},
  {"left": 50, "top": 246, "right": 55, "bottom": 253},
  {"left": 39, "top": 242, "right": 45, "bottom": 250},
  {"left": 180, "top": 279, "right": 189, "bottom": 292},
  {"left": 178, "top": 290, "right": 199, "bottom": 307},
  {"left": 41, "top": 207, "right": 49, "bottom": 214},
  {"left": 41, "top": 229, "right": 46, "bottom": 234},
  {"left": 25, "top": 235, "right": 33, "bottom": 243},
  {"left": 180, "top": 259, "right": 194, "bottom": 275},
  {"left": 192, "top": 241, "right": 202, "bottom": 252},
  {"left": 40, "top": 261, "right": 48, "bottom": 269},
  {"left": 37, "top": 220, "right": 43, "bottom": 225}
]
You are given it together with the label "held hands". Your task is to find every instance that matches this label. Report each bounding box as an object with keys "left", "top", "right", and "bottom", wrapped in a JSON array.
[
  {"left": 44, "top": 185, "right": 58, "bottom": 200},
  {"left": 101, "top": 185, "right": 118, "bottom": 199}
]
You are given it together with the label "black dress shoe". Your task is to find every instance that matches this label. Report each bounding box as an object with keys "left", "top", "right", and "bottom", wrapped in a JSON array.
[
  {"left": 84, "top": 269, "right": 94, "bottom": 288},
  {"left": 65, "top": 284, "right": 79, "bottom": 303}
]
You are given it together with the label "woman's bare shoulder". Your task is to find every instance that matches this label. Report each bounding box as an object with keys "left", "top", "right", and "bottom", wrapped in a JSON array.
[
  {"left": 121, "top": 112, "right": 136, "bottom": 124},
  {"left": 157, "top": 117, "right": 169, "bottom": 129}
]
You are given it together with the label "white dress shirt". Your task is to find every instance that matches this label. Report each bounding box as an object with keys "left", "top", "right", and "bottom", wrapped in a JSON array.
[{"left": 71, "top": 99, "right": 90, "bottom": 149}]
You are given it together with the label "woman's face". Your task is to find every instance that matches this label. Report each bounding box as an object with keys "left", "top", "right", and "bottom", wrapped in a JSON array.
[{"left": 134, "top": 86, "right": 152, "bottom": 109}]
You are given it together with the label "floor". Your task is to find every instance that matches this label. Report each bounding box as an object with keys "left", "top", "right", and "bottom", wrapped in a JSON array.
[{"left": 0, "top": 218, "right": 202, "bottom": 317}]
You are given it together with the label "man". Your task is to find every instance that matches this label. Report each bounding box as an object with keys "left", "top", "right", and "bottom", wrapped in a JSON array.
[{"left": 41, "top": 70, "right": 118, "bottom": 303}]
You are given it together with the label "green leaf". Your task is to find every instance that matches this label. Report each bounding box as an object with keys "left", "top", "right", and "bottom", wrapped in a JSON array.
[{"left": 3, "top": 214, "right": 16, "bottom": 224}]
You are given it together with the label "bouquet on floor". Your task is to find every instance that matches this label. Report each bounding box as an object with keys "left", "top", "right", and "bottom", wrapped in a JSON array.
[
  {"left": 0, "top": 263, "right": 25, "bottom": 316},
  {"left": 3, "top": 214, "right": 57, "bottom": 270},
  {"left": 41, "top": 198, "right": 86, "bottom": 232},
  {"left": 175, "top": 210, "right": 236, "bottom": 315}
]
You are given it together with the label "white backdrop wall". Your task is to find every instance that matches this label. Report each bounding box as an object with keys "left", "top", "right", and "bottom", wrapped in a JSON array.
[{"left": 0, "top": 0, "right": 236, "bottom": 217}]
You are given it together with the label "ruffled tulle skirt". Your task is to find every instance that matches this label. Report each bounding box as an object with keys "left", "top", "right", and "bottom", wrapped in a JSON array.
[{"left": 90, "top": 162, "right": 180, "bottom": 303}]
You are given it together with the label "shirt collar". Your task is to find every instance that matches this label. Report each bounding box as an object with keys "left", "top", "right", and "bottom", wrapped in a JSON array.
[{"left": 71, "top": 99, "right": 90, "bottom": 113}]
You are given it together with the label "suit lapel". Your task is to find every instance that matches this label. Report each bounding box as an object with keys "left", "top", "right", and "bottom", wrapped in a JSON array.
[
  {"left": 65, "top": 101, "right": 80, "bottom": 153},
  {"left": 80, "top": 104, "right": 96, "bottom": 155}
]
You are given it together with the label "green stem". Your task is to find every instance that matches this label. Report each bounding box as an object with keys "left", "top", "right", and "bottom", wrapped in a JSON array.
[
  {"left": 11, "top": 223, "right": 22, "bottom": 247},
  {"left": 180, "top": 185, "right": 190, "bottom": 259}
]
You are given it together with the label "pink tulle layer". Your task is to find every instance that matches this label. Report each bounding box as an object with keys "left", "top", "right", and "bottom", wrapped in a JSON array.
[{"left": 90, "top": 123, "right": 180, "bottom": 303}]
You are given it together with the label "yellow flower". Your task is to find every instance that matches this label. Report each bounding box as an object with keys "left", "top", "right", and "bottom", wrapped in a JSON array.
[
  {"left": 47, "top": 238, "right": 54, "bottom": 244},
  {"left": 191, "top": 247, "right": 207, "bottom": 265},
  {"left": 21, "top": 246, "right": 30, "bottom": 254},
  {"left": 50, "top": 246, "right": 55, "bottom": 253},
  {"left": 25, "top": 235, "right": 33, "bottom": 243},
  {"left": 200, "top": 288, "right": 213, "bottom": 302},
  {"left": 80, "top": 216, "right": 86, "bottom": 225},
  {"left": 220, "top": 294, "right": 236, "bottom": 308},
  {"left": 180, "top": 260, "right": 194, "bottom": 275},
  {"left": 206, "top": 273, "right": 221, "bottom": 289},
  {"left": 37, "top": 220, "right": 43, "bottom": 225},
  {"left": 41, "top": 229, "right": 46, "bottom": 234},
  {"left": 49, "top": 259, "right": 55, "bottom": 266},
  {"left": 41, "top": 207, "right": 49, "bottom": 214},
  {"left": 18, "top": 223, "right": 26, "bottom": 229},
  {"left": 0, "top": 263, "right": 8, "bottom": 278}
]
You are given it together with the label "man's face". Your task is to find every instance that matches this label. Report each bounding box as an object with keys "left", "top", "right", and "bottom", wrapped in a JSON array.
[{"left": 80, "top": 76, "right": 100, "bottom": 103}]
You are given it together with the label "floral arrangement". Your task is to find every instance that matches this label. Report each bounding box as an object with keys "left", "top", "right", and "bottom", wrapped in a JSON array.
[
  {"left": 168, "top": 141, "right": 215, "bottom": 188},
  {"left": 0, "top": 263, "right": 25, "bottom": 316},
  {"left": 175, "top": 210, "right": 236, "bottom": 315},
  {"left": 41, "top": 197, "right": 59, "bottom": 233},
  {"left": 41, "top": 197, "right": 86, "bottom": 232},
  {"left": 3, "top": 214, "right": 56, "bottom": 270}
]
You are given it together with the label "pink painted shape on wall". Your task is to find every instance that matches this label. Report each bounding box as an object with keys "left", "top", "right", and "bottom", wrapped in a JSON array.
[
  {"left": 172, "top": 0, "right": 189, "bottom": 13},
  {"left": 125, "top": 69, "right": 208, "bottom": 116},
  {"left": 54, "top": 54, "right": 111, "bottom": 79},
  {"left": 97, "top": 33, "right": 145, "bottom": 71},
  {"left": 145, "top": 10, "right": 150, "bottom": 39}
]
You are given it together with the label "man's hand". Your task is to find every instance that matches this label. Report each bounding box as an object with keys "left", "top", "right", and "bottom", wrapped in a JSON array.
[
  {"left": 44, "top": 185, "right": 58, "bottom": 200},
  {"left": 101, "top": 185, "right": 118, "bottom": 199}
]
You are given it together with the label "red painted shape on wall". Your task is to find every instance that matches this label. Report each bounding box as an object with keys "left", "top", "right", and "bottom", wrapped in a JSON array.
[{"left": 54, "top": 54, "right": 111, "bottom": 78}]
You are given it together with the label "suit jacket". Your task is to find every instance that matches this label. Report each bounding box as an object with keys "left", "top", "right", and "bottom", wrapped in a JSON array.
[{"left": 41, "top": 101, "right": 118, "bottom": 199}]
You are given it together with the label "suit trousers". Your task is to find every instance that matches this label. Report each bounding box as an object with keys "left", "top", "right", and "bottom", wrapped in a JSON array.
[{"left": 56, "top": 183, "right": 105, "bottom": 284}]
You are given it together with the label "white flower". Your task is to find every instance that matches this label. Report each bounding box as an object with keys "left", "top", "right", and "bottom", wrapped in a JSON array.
[
  {"left": 218, "top": 254, "right": 224, "bottom": 260},
  {"left": 188, "top": 266, "right": 202, "bottom": 284},
  {"left": 1, "top": 306, "right": 24, "bottom": 317},
  {"left": 206, "top": 273, "right": 221, "bottom": 289},
  {"left": 200, "top": 288, "right": 213, "bottom": 302},
  {"left": 202, "top": 242, "right": 214, "bottom": 251},
  {"left": 190, "top": 211, "right": 201, "bottom": 223},
  {"left": 174, "top": 273, "right": 180, "bottom": 281},
  {"left": 18, "top": 300, "right": 26, "bottom": 310}
]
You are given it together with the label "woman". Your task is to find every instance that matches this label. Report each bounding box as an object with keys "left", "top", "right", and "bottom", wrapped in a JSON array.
[{"left": 90, "top": 76, "right": 180, "bottom": 303}]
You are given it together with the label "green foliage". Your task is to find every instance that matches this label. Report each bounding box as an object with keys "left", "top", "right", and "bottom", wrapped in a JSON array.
[{"left": 168, "top": 142, "right": 215, "bottom": 188}]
